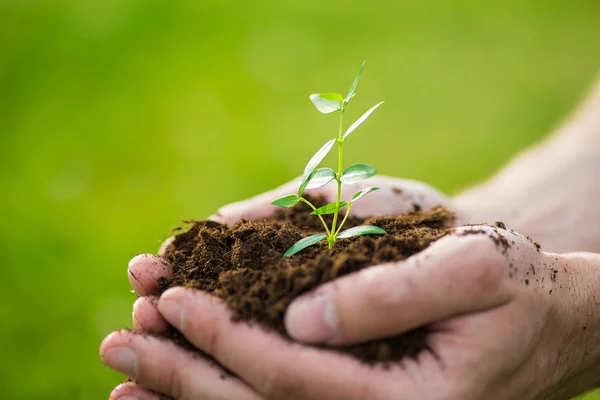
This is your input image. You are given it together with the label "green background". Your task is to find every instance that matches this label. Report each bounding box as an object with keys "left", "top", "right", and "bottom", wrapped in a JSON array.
[{"left": 1, "top": 0, "right": 599, "bottom": 398}]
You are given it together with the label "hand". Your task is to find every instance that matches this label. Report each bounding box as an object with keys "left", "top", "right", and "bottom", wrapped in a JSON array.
[
  {"left": 104, "top": 224, "right": 600, "bottom": 400},
  {"left": 101, "top": 176, "right": 452, "bottom": 399}
]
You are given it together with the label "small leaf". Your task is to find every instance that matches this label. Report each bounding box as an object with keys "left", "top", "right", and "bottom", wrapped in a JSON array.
[
  {"left": 284, "top": 233, "right": 327, "bottom": 257},
  {"left": 344, "top": 61, "right": 366, "bottom": 104},
  {"left": 271, "top": 194, "right": 299, "bottom": 208},
  {"left": 311, "top": 201, "right": 348, "bottom": 215},
  {"left": 305, "top": 168, "right": 336, "bottom": 190},
  {"left": 320, "top": 93, "right": 344, "bottom": 102},
  {"left": 310, "top": 93, "right": 342, "bottom": 114},
  {"left": 302, "top": 138, "right": 336, "bottom": 178},
  {"left": 298, "top": 168, "right": 318, "bottom": 197},
  {"left": 337, "top": 225, "right": 387, "bottom": 239},
  {"left": 340, "top": 163, "right": 377, "bottom": 184},
  {"left": 343, "top": 101, "right": 384, "bottom": 140},
  {"left": 351, "top": 186, "right": 380, "bottom": 202}
]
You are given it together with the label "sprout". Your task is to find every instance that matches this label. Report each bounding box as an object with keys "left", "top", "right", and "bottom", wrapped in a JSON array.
[{"left": 272, "top": 61, "right": 386, "bottom": 256}]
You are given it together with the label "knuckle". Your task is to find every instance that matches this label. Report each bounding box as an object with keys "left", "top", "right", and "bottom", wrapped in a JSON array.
[
  {"left": 359, "top": 266, "right": 408, "bottom": 311},
  {"left": 350, "top": 265, "right": 418, "bottom": 315},
  {"left": 466, "top": 259, "right": 499, "bottom": 297},
  {"left": 456, "top": 236, "right": 505, "bottom": 298}
]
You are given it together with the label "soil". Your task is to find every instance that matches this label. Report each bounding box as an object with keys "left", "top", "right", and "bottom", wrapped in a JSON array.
[{"left": 157, "top": 197, "right": 456, "bottom": 364}]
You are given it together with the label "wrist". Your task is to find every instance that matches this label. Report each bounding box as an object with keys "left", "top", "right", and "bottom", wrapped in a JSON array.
[{"left": 536, "top": 252, "right": 600, "bottom": 399}]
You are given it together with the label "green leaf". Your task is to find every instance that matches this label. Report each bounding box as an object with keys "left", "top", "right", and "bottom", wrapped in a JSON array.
[
  {"left": 351, "top": 186, "right": 379, "bottom": 202},
  {"left": 271, "top": 194, "right": 299, "bottom": 208},
  {"left": 298, "top": 168, "right": 318, "bottom": 197},
  {"left": 284, "top": 233, "right": 327, "bottom": 257},
  {"left": 337, "top": 225, "right": 387, "bottom": 239},
  {"left": 311, "top": 201, "right": 348, "bottom": 215},
  {"left": 344, "top": 61, "right": 366, "bottom": 104},
  {"left": 310, "top": 93, "right": 343, "bottom": 114},
  {"left": 305, "top": 168, "right": 336, "bottom": 190},
  {"left": 302, "top": 138, "right": 336, "bottom": 179},
  {"left": 340, "top": 163, "right": 377, "bottom": 184},
  {"left": 342, "top": 101, "right": 384, "bottom": 140},
  {"left": 320, "top": 93, "right": 344, "bottom": 102}
]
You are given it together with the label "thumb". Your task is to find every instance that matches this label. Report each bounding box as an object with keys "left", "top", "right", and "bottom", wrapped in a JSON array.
[{"left": 284, "top": 228, "right": 515, "bottom": 345}]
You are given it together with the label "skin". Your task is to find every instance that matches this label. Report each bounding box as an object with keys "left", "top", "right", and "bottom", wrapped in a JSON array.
[
  {"left": 455, "top": 78, "right": 600, "bottom": 254},
  {"left": 101, "top": 79, "right": 600, "bottom": 399}
]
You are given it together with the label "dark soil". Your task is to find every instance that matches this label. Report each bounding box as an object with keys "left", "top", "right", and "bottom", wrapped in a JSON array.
[{"left": 157, "top": 197, "right": 455, "bottom": 364}]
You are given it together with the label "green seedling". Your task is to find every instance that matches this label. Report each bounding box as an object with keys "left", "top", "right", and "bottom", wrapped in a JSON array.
[{"left": 272, "top": 61, "right": 386, "bottom": 257}]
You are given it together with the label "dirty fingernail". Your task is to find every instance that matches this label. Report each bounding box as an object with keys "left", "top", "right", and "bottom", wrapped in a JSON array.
[
  {"left": 102, "top": 347, "right": 138, "bottom": 379},
  {"left": 159, "top": 300, "right": 185, "bottom": 332},
  {"left": 285, "top": 293, "right": 337, "bottom": 343}
]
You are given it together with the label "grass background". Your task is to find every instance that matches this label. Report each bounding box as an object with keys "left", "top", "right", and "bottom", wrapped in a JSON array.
[{"left": 1, "top": 0, "right": 600, "bottom": 398}]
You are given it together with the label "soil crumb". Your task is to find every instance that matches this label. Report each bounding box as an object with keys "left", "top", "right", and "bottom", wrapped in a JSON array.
[{"left": 158, "top": 196, "right": 455, "bottom": 363}]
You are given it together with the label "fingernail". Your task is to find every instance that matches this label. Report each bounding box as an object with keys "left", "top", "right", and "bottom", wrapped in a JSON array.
[
  {"left": 117, "top": 397, "right": 140, "bottom": 400},
  {"left": 102, "top": 347, "right": 138, "bottom": 379},
  {"left": 160, "top": 300, "right": 185, "bottom": 331},
  {"left": 285, "top": 293, "right": 337, "bottom": 343}
]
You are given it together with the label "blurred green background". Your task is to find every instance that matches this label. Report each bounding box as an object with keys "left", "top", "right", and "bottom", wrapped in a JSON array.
[{"left": 1, "top": 0, "right": 600, "bottom": 398}]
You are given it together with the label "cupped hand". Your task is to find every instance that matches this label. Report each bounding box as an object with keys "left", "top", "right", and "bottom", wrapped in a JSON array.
[
  {"left": 126, "top": 175, "right": 452, "bottom": 331},
  {"left": 103, "top": 222, "right": 596, "bottom": 400},
  {"left": 100, "top": 176, "right": 453, "bottom": 399}
]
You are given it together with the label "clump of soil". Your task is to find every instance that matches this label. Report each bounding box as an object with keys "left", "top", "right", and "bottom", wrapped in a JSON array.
[{"left": 158, "top": 197, "right": 455, "bottom": 363}]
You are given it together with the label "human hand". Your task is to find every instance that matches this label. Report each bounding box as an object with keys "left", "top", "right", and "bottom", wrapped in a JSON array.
[
  {"left": 102, "top": 176, "right": 452, "bottom": 399},
  {"left": 104, "top": 223, "right": 600, "bottom": 400}
]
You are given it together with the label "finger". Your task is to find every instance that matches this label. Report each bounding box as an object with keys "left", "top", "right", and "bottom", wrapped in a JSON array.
[
  {"left": 133, "top": 296, "right": 169, "bottom": 334},
  {"left": 128, "top": 255, "right": 172, "bottom": 296},
  {"left": 110, "top": 382, "right": 168, "bottom": 400},
  {"left": 284, "top": 226, "right": 519, "bottom": 345},
  {"left": 209, "top": 175, "right": 450, "bottom": 226},
  {"left": 342, "top": 176, "right": 451, "bottom": 218},
  {"left": 158, "top": 288, "right": 437, "bottom": 400},
  {"left": 210, "top": 179, "right": 334, "bottom": 226},
  {"left": 100, "top": 330, "right": 261, "bottom": 400}
]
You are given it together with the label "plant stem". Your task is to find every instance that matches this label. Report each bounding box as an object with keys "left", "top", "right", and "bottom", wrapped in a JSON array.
[
  {"left": 299, "top": 197, "right": 331, "bottom": 236},
  {"left": 335, "top": 203, "right": 352, "bottom": 236},
  {"left": 329, "top": 105, "right": 345, "bottom": 248}
]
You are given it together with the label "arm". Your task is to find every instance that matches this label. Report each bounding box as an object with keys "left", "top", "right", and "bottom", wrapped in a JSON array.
[
  {"left": 538, "top": 251, "right": 600, "bottom": 399},
  {"left": 455, "top": 78, "right": 600, "bottom": 253}
]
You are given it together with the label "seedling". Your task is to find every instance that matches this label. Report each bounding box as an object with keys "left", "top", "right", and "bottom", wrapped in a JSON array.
[{"left": 272, "top": 62, "right": 386, "bottom": 256}]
